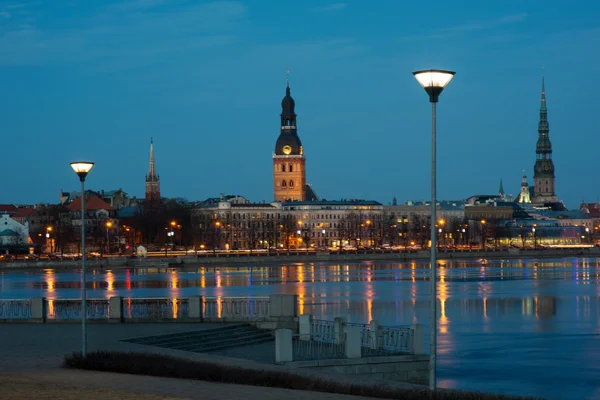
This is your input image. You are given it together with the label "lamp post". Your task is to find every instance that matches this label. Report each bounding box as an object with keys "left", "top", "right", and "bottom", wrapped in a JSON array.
[
  {"left": 105, "top": 221, "right": 112, "bottom": 255},
  {"left": 70, "top": 161, "right": 94, "bottom": 358},
  {"left": 46, "top": 226, "right": 53, "bottom": 254},
  {"left": 480, "top": 219, "right": 487, "bottom": 250},
  {"left": 412, "top": 68, "right": 455, "bottom": 394}
]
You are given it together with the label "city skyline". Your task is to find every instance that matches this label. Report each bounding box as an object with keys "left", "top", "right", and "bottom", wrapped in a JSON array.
[{"left": 1, "top": 1, "right": 599, "bottom": 208}]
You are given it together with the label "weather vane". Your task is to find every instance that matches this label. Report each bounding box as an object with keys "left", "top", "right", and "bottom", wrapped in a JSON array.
[{"left": 286, "top": 69, "right": 290, "bottom": 87}]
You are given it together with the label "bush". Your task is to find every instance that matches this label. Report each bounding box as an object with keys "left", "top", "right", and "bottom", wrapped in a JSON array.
[{"left": 63, "top": 351, "right": 542, "bottom": 400}]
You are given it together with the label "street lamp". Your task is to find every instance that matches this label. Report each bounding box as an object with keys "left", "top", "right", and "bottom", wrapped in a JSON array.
[
  {"left": 412, "top": 68, "right": 455, "bottom": 394},
  {"left": 105, "top": 221, "right": 113, "bottom": 254},
  {"left": 46, "top": 226, "right": 53, "bottom": 253},
  {"left": 69, "top": 161, "right": 94, "bottom": 359}
]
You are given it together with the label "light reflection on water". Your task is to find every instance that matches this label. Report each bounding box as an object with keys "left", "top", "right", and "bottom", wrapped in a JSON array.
[{"left": 1, "top": 257, "right": 600, "bottom": 399}]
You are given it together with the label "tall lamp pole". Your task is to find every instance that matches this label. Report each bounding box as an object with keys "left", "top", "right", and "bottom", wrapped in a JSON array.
[
  {"left": 70, "top": 161, "right": 94, "bottom": 358},
  {"left": 412, "top": 69, "right": 455, "bottom": 395}
]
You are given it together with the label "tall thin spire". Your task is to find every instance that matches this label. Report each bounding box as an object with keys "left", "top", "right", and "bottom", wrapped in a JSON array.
[
  {"left": 499, "top": 178, "right": 505, "bottom": 196},
  {"left": 148, "top": 138, "right": 157, "bottom": 181},
  {"left": 540, "top": 68, "right": 547, "bottom": 111}
]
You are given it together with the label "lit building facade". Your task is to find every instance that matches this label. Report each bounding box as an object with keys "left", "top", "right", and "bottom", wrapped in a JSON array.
[{"left": 192, "top": 198, "right": 383, "bottom": 250}]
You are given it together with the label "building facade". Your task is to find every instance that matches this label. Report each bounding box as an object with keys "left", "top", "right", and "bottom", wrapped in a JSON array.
[
  {"left": 192, "top": 198, "right": 384, "bottom": 250},
  {"left": 0, "top": 214, "right": 30, "bottom": 247},
  {"left": 273, "top": 83, "right": 306, "bottom": 201}
]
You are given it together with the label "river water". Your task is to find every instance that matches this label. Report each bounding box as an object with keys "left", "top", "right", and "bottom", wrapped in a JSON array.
[{"left": 1, "top": 257, "right": 599, "bottom": 400}]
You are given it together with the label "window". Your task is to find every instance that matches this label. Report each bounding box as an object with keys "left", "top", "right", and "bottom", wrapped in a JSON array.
[
  {"left": 289, "top": 180, "right": 294, "bottom": 187},
  {"left": 282, "top": 164, "right": 286, "bottom": 172},
  {"left": 282, "top": 181, "right": 287, "bottom": 187},
  {"left": 289, "top": 164, "right": 293, "bottom": 172}
]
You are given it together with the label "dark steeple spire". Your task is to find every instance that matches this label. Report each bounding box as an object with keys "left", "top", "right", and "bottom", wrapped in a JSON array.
[
  {"left": 498, "top": 178, "right": 505, "bottom": 196},
  {"left": 535, "top": 73, "right": 553, "bottom": 160},
  {"left": 275, "top": 80, "right": 302, "bottom": 155},
  {"left": 533, "top": 71, "right": 557, "bottom": 201}
]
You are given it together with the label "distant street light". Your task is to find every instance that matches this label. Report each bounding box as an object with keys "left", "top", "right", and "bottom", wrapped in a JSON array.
[
  {"left": 70, "top": 161, "right": 94, "bottom": 359},
  {"left": 412, "top": 68, "right": 455, "bottom": 395}
]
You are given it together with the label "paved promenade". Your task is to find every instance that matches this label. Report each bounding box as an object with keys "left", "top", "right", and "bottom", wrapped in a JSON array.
[{"left": 0, "top": 323, "right": 398, "bottom": 399}]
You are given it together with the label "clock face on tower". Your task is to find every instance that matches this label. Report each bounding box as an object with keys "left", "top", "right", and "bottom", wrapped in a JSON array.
[
  {"left": 282, "top": 145, "right": 292, "bottom": 155},
  {"left": 544, "top": 165, "right": 549, "bottom": 171}
]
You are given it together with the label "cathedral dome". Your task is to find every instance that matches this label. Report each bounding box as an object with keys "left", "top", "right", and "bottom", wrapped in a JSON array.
[{"left": 275, "top": 133, "right": 302, "bottom": 155}]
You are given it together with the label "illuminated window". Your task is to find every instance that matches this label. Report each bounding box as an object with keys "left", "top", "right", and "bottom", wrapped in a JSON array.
[{"left": 289, "top": 180, "right": 294, "bottom": 187}]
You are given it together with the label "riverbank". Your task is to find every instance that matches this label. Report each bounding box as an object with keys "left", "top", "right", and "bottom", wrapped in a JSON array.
[{"left": 2, "top": 247, "right": 599, "bottom": 272}]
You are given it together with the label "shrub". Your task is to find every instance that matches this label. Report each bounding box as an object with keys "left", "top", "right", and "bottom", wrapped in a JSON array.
[{"left": 63, "top": 352, "right": 542, "bottom": 400}]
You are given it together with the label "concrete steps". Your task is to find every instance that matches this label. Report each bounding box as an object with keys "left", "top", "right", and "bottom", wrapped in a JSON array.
[{"left": 123, "top": 324, "right": 273, "bottom": 353}]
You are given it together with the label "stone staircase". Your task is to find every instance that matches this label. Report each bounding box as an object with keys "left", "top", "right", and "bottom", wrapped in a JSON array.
[{"left": 122, "top": 324, "right": 273, "bottom": 353}]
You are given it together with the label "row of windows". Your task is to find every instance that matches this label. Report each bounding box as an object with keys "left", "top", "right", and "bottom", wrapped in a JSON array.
[
  {"left": 277, "top": 163, "right": 301, "bottom": 173},
  {"left": 278, "top": 180, "right": 295, "bottom": 188}
]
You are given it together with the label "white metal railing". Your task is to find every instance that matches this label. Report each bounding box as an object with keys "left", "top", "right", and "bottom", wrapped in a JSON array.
[
  {"left": 292, "top": 332, "right": 346, "bottom": 361},
  {"left": 47, "top": 299, "right": 109, "bottom": 320},
  {"left": 202, "top": 296, "right": 270, "bottom": 319},
  {"left": 0, "top": 299, "right": 32, "bottom": 319}
]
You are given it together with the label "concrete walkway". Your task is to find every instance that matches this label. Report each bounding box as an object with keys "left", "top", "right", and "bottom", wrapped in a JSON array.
[{"left": 0, "top": 323, "right": 400, "bottom": 399}]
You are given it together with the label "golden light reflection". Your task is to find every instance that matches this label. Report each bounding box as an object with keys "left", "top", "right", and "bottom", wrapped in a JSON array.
[
  {"left": 106, "top": 270, "right": 114, "bottom": 291},
  {"left": 200, "top": 274, "right": 206, "bottom": 288},
  {"left": 297, "top": 266, "right": 306, "bottom": 315},
  {"left": 217, "top": 296, "right": 222, "bottom": 318},
  {"left": 173, "top": 298, "right": 178, "bottom": 319},
  {"left": 48, "top": 299, "right": 54, "bottom": 316},
  {"left": 45, "top": 270, "right": 55, "bottom": 293},
  {"left": 170, "top": 270, "right": 178, "bottom": 289},
  {"left": 216, "top": 270, "right": 222, "bottom": 288},
  {"left": 438, "top": 279, "right": 448, "bottom": 334}
]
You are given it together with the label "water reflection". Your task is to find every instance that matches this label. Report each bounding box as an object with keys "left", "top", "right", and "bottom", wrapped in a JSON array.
[{"left": 2, "top": 258, "right": 600, "bottom": 399}]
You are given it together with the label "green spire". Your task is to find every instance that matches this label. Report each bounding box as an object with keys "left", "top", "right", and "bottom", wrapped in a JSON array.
[
  {"left": 499, "top": 178, "right": 505, "bottom": 196},
  {"left": 540, "top": 74, "right": 547, "bottom": 111}
]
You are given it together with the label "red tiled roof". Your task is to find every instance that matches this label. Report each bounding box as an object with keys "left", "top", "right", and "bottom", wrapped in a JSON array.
[
  {"left": 66, "top": 196, "right": 115, "bottom": 211},
  {"left": 13, "top": 207, "right": 34, "bottom": 218},
  {"left": 582, "top": 203, "right": 600, "bottom": 217},
  {"left": 0, "top": 204, "right": 18, "bottom": 213}
]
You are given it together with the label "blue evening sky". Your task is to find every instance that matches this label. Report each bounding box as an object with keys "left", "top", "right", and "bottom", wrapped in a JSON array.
[{"left": 1, "top": 0, "right": 599, "bottom": 209}]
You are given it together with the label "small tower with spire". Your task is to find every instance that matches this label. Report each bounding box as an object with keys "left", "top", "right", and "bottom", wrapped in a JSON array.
[
  {"left": 517, "top": 174, "right": 531, "bottom": 204},
  {"left": 145, "top": 138, "right": 160, "bottom": 202},
  {"left": 533, "top": 73, "right": 558, "bottom": 203}
]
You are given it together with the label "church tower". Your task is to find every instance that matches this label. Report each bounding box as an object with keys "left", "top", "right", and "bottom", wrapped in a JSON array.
[
  {"left": 145, "top": 138, "right": 160, "bottom": 202},
  {"left": 517, "top": 175, "right": 531, "bottom": 203},
  {"left": 533, "top": 75, "right": 557, "bottom": 203},
  {"left": 273, "top": 82, "right": 306, "bottom": 201}
]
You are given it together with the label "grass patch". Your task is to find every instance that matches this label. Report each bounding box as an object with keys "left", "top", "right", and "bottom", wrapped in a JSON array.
[{"left": 63, "top": 351, "right": 542, "bottom": 400}]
